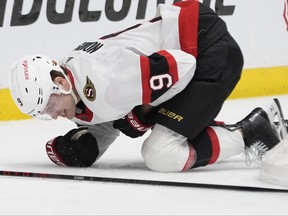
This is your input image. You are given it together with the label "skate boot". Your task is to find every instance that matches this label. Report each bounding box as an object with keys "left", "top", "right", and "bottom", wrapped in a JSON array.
[
  {"left": 224, "top": 98, "right": 287, "bottom": 161},
  {"left": 237, "top": 107, "right": 280, "bottom": 156}
]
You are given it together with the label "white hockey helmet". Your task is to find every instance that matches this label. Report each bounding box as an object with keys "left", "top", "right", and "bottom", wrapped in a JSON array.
[{"left": 9, "top": 55, "right": 64, "bottom": 117}]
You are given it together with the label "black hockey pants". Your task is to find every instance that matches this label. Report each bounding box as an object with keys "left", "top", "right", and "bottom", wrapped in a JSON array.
[{"left": 154, "top": 32, "right": 244, "bottom": 140}]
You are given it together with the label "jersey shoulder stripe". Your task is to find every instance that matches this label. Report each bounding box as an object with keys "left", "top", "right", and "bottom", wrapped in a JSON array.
[
  {"left": 174, "top": 1, "right": 199, "bottom": 57},
  {"left": 140, "top": 51, "right": 179, "bottom": 104}
]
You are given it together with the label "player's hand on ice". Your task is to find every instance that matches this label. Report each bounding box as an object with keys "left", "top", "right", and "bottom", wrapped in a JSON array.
[
  {"left": 113, "top": 105, "right": 155, "bottom": 138},
  {"left": 45, "top": 127, "right": 99, "bottom": 167}
]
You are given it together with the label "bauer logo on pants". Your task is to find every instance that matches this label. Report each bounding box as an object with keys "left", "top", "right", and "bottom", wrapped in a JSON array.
[{"left": 158, "top": 108, "right": 183, "bottom": 122}]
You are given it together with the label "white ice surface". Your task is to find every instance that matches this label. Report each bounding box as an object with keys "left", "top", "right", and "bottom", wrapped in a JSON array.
[{"left": 1, "top": 95, "right": 288, "bottom": 215}]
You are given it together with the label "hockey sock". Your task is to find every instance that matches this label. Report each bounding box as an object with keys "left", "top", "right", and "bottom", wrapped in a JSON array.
[{"left": 188, "top": 126, "right": 244, "bottom": 169}]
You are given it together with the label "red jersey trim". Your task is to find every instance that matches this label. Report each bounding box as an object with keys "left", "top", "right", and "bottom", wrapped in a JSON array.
[
  {"left": 158, "top": 50, "right": 179, "bottom": 84},
  {"left": 66, "top": 68, "right": 93, "bottom": 122},
  {"left": 140, "top": 56, "right": 152, "bottom": 104},
  {"left": 140, "top": 51, "right": 179, "bottom": 104},
  {"left": 175, "top": 0, "right": 199, "bottom": 57},
  {"left": 66, "top": 68, "right": 76, "bottom": 90}
]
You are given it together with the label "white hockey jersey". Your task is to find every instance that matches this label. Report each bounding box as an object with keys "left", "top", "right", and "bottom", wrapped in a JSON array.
[{"left": 60, "top": 2, "right": 199, "bottom": 125}]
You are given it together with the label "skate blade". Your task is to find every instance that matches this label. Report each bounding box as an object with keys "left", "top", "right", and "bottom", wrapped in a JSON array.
[{"left": 264, "top": 98, "right": 288, "bottom": 140}]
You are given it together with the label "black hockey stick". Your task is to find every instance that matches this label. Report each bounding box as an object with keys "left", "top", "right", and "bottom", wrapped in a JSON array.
[{"left": 1, "top": 170, "right": 288, "bottom": 192}]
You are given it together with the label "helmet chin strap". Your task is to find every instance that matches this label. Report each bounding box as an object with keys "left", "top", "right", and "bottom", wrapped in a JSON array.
[
  {"left": 59, "top": 73, "right": 79, "bottom": 105},
  {"left": 61, "top": 87, "right": 78, "bottom": 105},
  {"left": 71, "top": 90, "right": 78, "bottom": 105}
]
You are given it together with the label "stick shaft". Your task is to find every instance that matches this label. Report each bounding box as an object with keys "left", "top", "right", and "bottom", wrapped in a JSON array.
[{"left": 1, "top": 170, "right": 287, "bottom": 192}]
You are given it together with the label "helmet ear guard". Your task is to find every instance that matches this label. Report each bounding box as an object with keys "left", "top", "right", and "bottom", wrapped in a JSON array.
[
  {"left": 55, "top": 71, "right": 78, "bottom": 104},
  {"left": 9, "top": 55, "right": 67, "bottom": 117}
]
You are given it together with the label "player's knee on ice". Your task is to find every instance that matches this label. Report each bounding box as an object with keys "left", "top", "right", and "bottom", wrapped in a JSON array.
[{"left": 141, "top": 124, "right": 196, "bottom": 172}]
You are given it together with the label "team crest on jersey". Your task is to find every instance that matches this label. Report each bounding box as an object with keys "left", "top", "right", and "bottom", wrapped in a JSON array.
[{"left": 83, "top": 76, "right": 96, "bottom": 101}]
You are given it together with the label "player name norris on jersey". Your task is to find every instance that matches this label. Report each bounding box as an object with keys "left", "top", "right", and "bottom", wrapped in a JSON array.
[{"left": 73, "top": 42, "right": 104, "bottom": 54}]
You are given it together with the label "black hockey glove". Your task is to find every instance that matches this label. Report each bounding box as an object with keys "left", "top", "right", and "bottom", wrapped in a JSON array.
[
  {"left": 113, "top": 105, "right": 155, "bottom": 138},
  {"left": 45, "top": 128, "right": 99, "bottom": 167}
]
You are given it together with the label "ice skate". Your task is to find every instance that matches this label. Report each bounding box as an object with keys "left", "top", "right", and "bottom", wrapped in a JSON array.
[
  {"left": 238, "top": 107, "right": 279, "bottom": 157},
  {"left": 225, "top": 98, "right": 287, "bottom": 160},
  {"left": 263, "top": 98, "right": 287, "bottom": 141}
]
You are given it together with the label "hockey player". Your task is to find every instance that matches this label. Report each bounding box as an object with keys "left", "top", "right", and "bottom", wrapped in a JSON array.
[{"left": 8, "top": 1, "right": 285, "bottom": 172}]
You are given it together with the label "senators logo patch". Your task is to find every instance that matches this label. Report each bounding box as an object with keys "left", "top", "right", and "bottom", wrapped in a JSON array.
[{"left": 83, "top": 76, "right": 96, "bottom": 101}]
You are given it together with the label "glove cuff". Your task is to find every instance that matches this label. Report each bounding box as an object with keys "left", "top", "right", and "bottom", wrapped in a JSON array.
[
  {"left": 46, "top": 136, "right": 67, "bottom": 166},
  {"left": 127, "top": 110, "right": 154, "bottom": 132}
]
